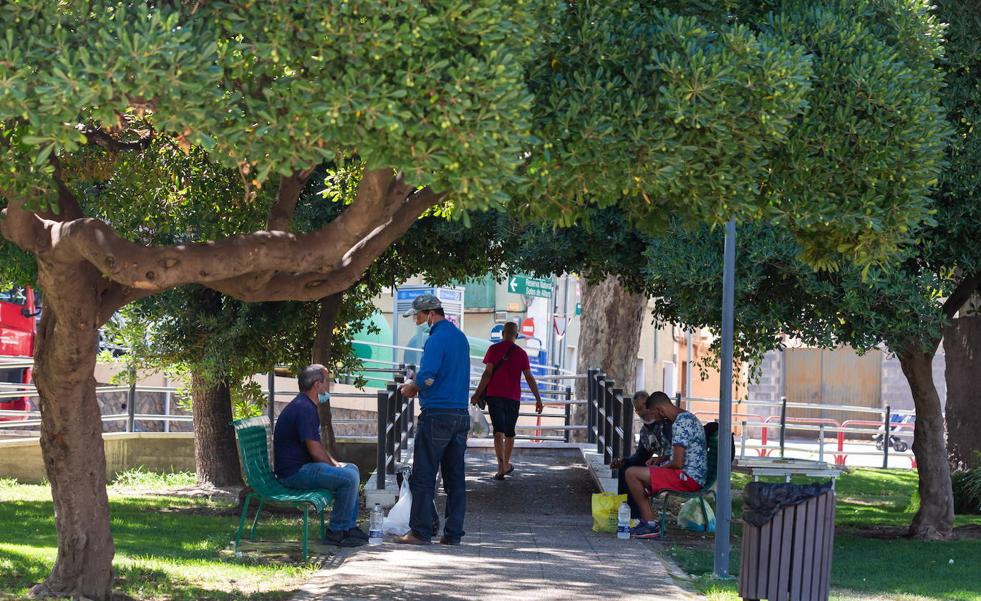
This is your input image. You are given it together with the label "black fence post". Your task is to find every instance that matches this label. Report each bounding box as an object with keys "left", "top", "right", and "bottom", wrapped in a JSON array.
[
  {"left": 604, "top": 379, "right": 615, "bottom": 465},
  {"left": 587, "top": 368, "right": 598, "bottom": 444},
  {"left": 593, "top": 373, "right": 606, "bottom": 454},
  {"left": 882, "top": 404, "right": 891, "bottom": 469},
  {"left": 267, "top": 371, "right": 276, "bottom": 424},
  {"left": 621, "top": 391, "right": 633, "bottom": 463},
  {"left": 126, "top": 366, "right": 137, "bottom": 433},
  {"left": 611, "top": 388, "right": 623, "bottom": 466},
  {"left": 564, "top": 386, "right": 572, "bottom": 444},
  {"left": 376, "top": 390, "right": 387, "bottom": 489},
  {"left": 779, "top": 396, "right": 787, "bottom": 459},
  {"left": 675, "top": 391, "right": 682, "bottom": 409},
  {"left": 407, "top": 364, "right": 417, "bottom": 436},
  {"left": 386, "top": 384, "right": 397, "bottom": 474},
  {"left": 393, "top": 374, "right": 405, "bottom": 462}
]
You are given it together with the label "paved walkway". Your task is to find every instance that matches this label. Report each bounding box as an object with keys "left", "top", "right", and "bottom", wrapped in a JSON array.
[{"left": 292, "top": 448, "right": 697, "bottom": 601}]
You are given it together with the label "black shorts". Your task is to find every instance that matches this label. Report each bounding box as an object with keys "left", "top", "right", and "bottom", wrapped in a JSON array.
[{"left": 486, "top": 396, "right": 520, "bottom": 438}]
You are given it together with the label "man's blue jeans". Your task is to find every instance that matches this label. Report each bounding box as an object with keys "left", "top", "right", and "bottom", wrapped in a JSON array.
[
  {"left": 279, "top": 462, "right": 361, "bottom": 533},
  {"left": 409, "top": 408, "right": 470, "bottom": 542}
]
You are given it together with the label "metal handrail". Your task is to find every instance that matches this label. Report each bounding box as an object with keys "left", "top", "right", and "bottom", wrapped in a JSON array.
[
  {"left": 375, "top": 365, "right": 415, "bottom": 490},
  {"left": 586, "top": 369, "right": 632, "bottom": 475}
]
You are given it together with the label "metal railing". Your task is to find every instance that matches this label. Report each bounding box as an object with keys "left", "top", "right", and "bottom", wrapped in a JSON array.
[
  {"left": 586, "top": 368, "right": 632, "bottom": 475},
  {"left": 375, "top": 365, "right": 415, "bottom": 489},
  {"left": 679, "top": 394, "right": 918, "bottom": 469},
  {"left": 3, "top": 352, "right": 924, "bottom": 472},
  {"left": 0, "top": 382, "right": 192, "bottom": 433}
]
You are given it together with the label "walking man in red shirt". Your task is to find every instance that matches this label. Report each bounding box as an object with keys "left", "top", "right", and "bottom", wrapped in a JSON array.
[{"left": 471, "top": 322, "right": 544, "bottom": 479}]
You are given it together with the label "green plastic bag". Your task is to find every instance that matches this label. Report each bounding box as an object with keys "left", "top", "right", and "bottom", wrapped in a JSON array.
[
  {"left": 677, "top": 498, "right": 716, "bottom": 533},
  {"left": 591, "top": 492, "right": 627, "bottom": 533}
]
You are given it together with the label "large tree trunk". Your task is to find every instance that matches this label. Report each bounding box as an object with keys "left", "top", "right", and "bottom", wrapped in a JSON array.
[
  {"left": 186, "top": 287, "right": 242, "bottom": 486},
  {"left": 943, "top": 315, "right": 981, "bottom": 469},
  {"left": 190, "top": 373, "right": 241, "bottom": 486},
  {"left": 312, "top": 293, "right": 343, "bottom": 455},
  {"left": 898, "top": 346, "right": 955, "bottom": 540},
  {"left": 572, "top": 276, "right": 647, "bottom": 441},
  {"left": 30, "top": 262, "right": 114, "bottom": 600}
]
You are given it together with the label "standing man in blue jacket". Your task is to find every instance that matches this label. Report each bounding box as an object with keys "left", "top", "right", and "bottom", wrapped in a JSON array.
[{"left": 395, "top": 294, "right": 471, "bottom": 545}]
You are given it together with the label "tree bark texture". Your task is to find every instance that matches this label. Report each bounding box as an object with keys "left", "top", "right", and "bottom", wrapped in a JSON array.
[
  {"left": 898, "top": 346, "right": 955, "bottom": 539},
  {"left": 312, "top": 293, "right": 343, "bottom": 455},
  {"left": 572, "top": 276, "right": 647, "bottom": 442},
  {"left": 190, "top": 373, "right": 241, "bottom": 486},
  {"left": 943, "top": 315, "right": 981, "bottom": 469},
  {"left": 28, "top": 261, "right": 114, "bottom": 600},
  {"left": 184, "top": 286, "right": 243, "bottom": 487}
]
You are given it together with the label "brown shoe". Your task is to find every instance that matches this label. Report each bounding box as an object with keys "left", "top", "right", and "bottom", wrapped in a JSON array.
[
  {"left": 393, "top": 532, "right": 431, "bottom": 545},
  {"left": 439, "top": 536, "right": 461, "bottom": 545}
]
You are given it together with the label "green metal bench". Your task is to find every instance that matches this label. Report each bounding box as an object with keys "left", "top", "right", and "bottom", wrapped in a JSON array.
[
  {"left": 232, "top": 416, "right": 334, "bottom": 560},
  {"left": 649, "top": 429, "right": 719, "bottom": 538}
]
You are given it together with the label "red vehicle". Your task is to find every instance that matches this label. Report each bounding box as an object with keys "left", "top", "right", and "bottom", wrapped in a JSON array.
[{"left": 0, "top": 286, "right": 39, "bottom": 420}]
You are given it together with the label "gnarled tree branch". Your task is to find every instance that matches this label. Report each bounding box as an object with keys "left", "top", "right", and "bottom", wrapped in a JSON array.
[
  {"left": 48, "top": 154, "right": 84, "bottom": 221},
  {"left": 45, "top": 170, "right": 437, "bottom": 295},
  {"left": 97, "top": 283, "right": 156, "bottom": 325},
  {"left": 266, "top": 168, "right": 317, "bottom": 231},
  {"left": 81, "top": 126, "right": 153, "bottom": 153},
  {"left": 943, "top": 272, "right": 981, "bottom": 319},
  {"left": 209, "top": 187, "right": 445, "bottom": 302},
  {"left": 0, "top": 198, "right": 51, "bottom": 254}
]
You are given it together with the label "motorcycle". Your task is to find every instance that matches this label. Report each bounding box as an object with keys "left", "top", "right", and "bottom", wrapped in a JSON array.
[{"left": 872, "top": 413, "right": 914, "bottom": 453}]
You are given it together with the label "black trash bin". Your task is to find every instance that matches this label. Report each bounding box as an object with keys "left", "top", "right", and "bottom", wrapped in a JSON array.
[{"left": 738, "top": 481, "right": 836, "bottom": 601}]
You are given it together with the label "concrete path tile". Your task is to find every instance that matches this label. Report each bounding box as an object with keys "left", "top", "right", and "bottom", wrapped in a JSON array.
[{"left": 290, "top": 448, "right": 698, "bottom": 601}]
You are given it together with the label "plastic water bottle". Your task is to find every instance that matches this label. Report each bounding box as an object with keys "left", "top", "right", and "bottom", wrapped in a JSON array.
[
  {"left": 617, "top": 502, "right": 631, "bottom": 540},
  {"left": 369, "top": 503, "right": 384, "bottom": 546}
]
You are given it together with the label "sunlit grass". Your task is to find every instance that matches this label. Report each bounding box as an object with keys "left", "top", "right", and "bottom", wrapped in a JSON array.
[
  {"left": 668, "top": 468, "right": 981, "bottom": 601},
  {"left": 0, "top": 478, "right": 317, "bottom": 600}
]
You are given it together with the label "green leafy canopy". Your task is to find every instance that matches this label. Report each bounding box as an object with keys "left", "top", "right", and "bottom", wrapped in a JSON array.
[
  {"left": 0, "top": 0, "right": 952, "bottom": 271},
  {"left": 1, "top": 0, "right": 545, "bottom": 207}
]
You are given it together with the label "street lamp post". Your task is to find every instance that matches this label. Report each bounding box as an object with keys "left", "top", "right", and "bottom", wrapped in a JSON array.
[{"left": 714, "top": 220, "right": 736, "bottom": 578}]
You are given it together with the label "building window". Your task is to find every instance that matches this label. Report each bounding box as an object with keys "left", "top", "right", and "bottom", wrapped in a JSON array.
[{"left": 457, "top": 274, "right": 496, "bottom": 310}]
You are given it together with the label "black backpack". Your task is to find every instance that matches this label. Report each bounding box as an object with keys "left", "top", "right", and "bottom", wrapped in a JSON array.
[{"left": 704, "top": 421, "right": 736, "bottom": 463}]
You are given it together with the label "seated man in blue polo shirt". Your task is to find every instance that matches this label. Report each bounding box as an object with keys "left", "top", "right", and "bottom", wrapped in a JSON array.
[{"left": 274, "top": 364, "right": 366, "bottom": 548}]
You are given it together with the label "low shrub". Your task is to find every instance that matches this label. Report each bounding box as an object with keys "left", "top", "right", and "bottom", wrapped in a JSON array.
[{"left": 952, "top": 466, "right": 981, "bottom": 515}]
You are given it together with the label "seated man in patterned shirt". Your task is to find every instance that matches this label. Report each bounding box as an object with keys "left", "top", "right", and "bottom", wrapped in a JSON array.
[{"left": 624, "top": 391, "right": 707, "bottom": 538}]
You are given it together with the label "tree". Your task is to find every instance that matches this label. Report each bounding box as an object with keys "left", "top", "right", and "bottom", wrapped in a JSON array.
[
  {"left": 635, "top": 0, "right": 981, "bottom": 517},
  {"left": 0, "top": 1, "right": 948, "bottom": 597},
  {"left": 932, "top": 0, "right": 981, "bottom": 471},
  {"left": 642, "top": 222, "right": 975, "bottom": 540},
  {"left": 943, "top": 313, "right": 981, "bottom": 470},
  {"left": 505, "top": 0, "right": 948, "bottom": 439},
  {"left": 0, "top": 4, "right": 542, "bottom": 597}
]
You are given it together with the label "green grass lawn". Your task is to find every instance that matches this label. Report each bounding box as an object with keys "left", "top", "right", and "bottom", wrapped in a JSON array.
[
  {"left": 0, "top": 473, "right": 317, "bottom": 600},
  {"left": 665, "top": 469, "right": 981, "bottom": 601}
]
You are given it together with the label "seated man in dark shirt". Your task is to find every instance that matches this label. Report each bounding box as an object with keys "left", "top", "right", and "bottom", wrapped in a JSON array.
[
  {"left": 274, "top": 364, "right": 366, "bottom": 548},
  {"left": 610, "top": 391, "right": 672, "bottom": 519}
]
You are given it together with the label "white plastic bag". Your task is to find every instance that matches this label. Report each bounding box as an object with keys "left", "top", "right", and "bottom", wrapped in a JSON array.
[
  {"left": 469, "top": 404, "right": 489, "bottom": 438},
  {"left": 677, "top": 498, "right": 716, "bottom": 533},
  {"left": 382, "top": 476, "right": 412, "bottom": 535}
]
